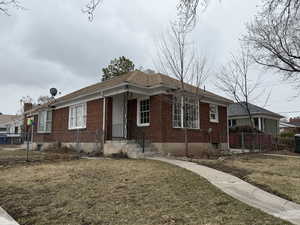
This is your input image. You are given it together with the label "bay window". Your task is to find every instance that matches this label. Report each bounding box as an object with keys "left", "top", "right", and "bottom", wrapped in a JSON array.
[
  {"left": 69, "top": 103, "right": 87, "bottom": 130},
  {"left": 38, "top": 110, "right": 52, "bottom": 133},
  {"left": 172, "top": 96, "right": 199, "bottom": 129}
]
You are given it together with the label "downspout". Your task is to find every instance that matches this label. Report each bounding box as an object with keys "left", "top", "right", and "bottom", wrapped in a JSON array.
[
  {"left": 102, "top": 92, "right": 106, "bottom": 145},
  {"left": 101, "top": 91, "right": 106, "bottom": 154}
]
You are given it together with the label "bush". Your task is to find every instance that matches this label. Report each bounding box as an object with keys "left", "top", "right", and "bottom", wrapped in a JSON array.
[
  {"left": 280, "top": 132, "right": 295, "bottom": 138},
  {"left": 196, "top": 147, "right": 222, "bottom": 159},
  {"left": 43, "top": 142, "right": 77, "bottom": 154},
  {"left": 111, "top": 151, "right": 128, "bottom": 159},
  {"left": 230, "top": 126, "right": 260, "bottom": 134}
]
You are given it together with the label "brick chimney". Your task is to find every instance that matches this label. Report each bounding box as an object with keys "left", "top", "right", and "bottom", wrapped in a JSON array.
[{"left": 23, "top": 103, "right": 33, "bottom": 113}]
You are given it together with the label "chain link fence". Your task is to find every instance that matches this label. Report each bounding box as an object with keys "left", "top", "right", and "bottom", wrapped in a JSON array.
[{"left": 230, "top": 132, "right": 295, "bottom": 152}]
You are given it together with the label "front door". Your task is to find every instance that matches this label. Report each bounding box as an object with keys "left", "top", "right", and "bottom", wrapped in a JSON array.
[{"left": 112, "top": 94, "right": 127, "bottom": 138}]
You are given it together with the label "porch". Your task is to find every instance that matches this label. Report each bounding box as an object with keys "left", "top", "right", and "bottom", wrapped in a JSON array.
[
  {"left": 103, "top": 91, "right": 154, "bottom": 157},
  {"left": 107, "top": 92, "right": 150, "bottom": 140}
]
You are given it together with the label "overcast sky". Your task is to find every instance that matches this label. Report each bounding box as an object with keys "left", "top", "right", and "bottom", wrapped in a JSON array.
[{"left": 1, "top": 0, "right": 299, "bottom": 118}]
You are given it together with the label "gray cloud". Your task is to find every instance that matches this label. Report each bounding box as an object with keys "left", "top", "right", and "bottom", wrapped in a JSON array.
[{"left": 0, "top": 0, "right": 299, "bottom": 117}]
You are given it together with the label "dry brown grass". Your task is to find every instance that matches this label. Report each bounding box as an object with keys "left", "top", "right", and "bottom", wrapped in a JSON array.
[
  {"left": 0, "top": 148, "right": 79, "bottom": 169},
  {"left": 0, "top": 149, "right": 291, "bottom": 225},
  {"left": 196, "top": 154, "right": 300, "bottom": 204}
]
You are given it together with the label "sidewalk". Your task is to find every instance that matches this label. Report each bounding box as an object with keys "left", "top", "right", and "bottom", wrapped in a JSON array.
[
  {"left": 150, "top": 157, "right": 300, "bottom": 225},
  {"left": 0, "top": 207, "right": 19, "bottom": 225}
]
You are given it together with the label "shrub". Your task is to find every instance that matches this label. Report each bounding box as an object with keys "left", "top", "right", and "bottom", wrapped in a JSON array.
[
  {"left": 230, "top": 126, "right": 260, "bottom": 134},
  {"left": 197, "top": 147, "right": 221, "bottom": 159},
  {"left": 280, "top": 132, "right": 295, "bottom": 138},
  {"left": 111, "top": 151, "right": 128, "bottom": 159}
]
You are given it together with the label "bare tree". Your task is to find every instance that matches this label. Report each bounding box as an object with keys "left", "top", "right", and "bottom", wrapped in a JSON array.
[
  {"left": 37, "top": 96, "right": 52, "bottom": 105},
  {"left": 177, "top": 0, "right": 209, "bottom": 30},
  {"left": 156, "top": 16, "right": 209, "bottom": 156},
  {"left": 81, "top": 0, "right": 207, "bottom": 22},
  {"left": 1, "top": 0, "right": 207, "bottom": 24},
  {"left": 82, "top": 0, "right": 103, "bottom": 21},
  {"left": 216, "top": 48, "right": 259, "bottom": 128},
  {"left": 0, "top": 0, "right": 22, "bottom": 15},
  {"left": 244, "top": 0, "right": 300, "bottom": 87}
]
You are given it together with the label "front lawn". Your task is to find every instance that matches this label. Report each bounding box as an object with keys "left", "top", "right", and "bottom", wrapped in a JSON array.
[
  {"left": 0, "top": 147, "right": 79, "bottom": 169},
  {"left": 195, "top": 154, "right": 300, "bottom": 204},
  {"left": 0, "top": 150, "right": 292, "bottom": 225}
]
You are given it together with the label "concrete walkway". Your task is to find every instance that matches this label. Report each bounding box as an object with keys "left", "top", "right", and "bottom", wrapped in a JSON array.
[
  {"left": 0, "top": 207, "right": 19, "bottom": 225},
  {"left": 150, "top": 157, "right": 300, "bottom": 225}
]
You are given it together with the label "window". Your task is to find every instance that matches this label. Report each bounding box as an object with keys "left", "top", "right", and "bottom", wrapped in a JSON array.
[
  {"left": 137, "top": 98, "right": 150, "bottom": 126},
  {"left": 172, "top": 96, "right": 199, "bottom": 129},
  {"left": 38, "top": 110, "right": 52, "bottom": 133},
  {"left": 209, "top": 104, "right": 219, "bottom": 123},
  {"left": 229, "top": 119, "right": 237, "bottom": 128},
  {"left": 0, "top": 127, "right": 7, "bottom": 132},
  {"left": 173, "top": 96, "right": 182, "bottom": 128},
  {"left": 69, "top": 103, "right": 87, "bottom": 129}
]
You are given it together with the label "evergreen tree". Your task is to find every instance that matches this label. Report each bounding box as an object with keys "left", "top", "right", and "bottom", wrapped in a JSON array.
[{"left": 102, "top": 56, "right": 135, "bottom": 81}]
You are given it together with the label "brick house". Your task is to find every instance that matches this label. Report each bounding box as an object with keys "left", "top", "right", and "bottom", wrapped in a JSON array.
[
  {"left": 24, "top": 71, "right": 232, "bottom": 156},
  {"left": 280, "top": 117, "right": 300, "bottom": 134}
]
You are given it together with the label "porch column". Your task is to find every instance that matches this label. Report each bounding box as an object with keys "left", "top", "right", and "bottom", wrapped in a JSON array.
[
  {"left": 103, "top": 97, "right": 106, "bottom": 141},
  {"left": 123, "top": 92, "right": 128, "bottom": 139}
]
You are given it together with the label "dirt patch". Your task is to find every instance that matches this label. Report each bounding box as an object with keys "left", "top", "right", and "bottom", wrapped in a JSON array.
[{"left": 0, "top": 149, "right": 80, "bottom": 169}]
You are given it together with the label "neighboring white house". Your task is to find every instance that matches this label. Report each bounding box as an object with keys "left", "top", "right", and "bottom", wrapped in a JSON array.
[
  {"left": 228, "top": 102, "right": 283, "bottom": 136},
  {"left": 0, "top": 114, "right": 23, "bottom": 144}
]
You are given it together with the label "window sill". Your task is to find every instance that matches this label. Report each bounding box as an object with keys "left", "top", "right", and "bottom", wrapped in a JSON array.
[
  {"left": 210, "top": 120, "right": 219, "bottom": 123},
  {"left": 68, "top": 127, "right": 87, "bottom": 130},
  {"left": 37, "top": 131, "right": 51, "bottom": 134},
  {"left": 172, "top": 127, "right": 201, "bottom": 130},
  {"left": 137, "top": 123, "right": 150, "bottom": 127}
]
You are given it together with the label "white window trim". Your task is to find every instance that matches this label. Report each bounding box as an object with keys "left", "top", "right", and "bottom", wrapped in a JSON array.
[
  {"left": 68, "top": 102, "right": 87, "bottom": 130},
  {"left": 137, "top": 97, "right": 150, "bottom": 127},
  {"left": 172, "top": 96, "right": 200, "bottom": 130},
  {"left": 209, "top": 104, "right": 219, "bottom": 123},
  {"left": 38, "top": 110, "right": 52, "bottom": 133}
]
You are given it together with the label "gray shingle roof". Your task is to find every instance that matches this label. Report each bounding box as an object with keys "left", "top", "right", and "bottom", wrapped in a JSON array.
[
  {"left": 228, "top": 102, "right": 283, "bottom": 118},
  {"left": 26, "top": 70, "right": 233, "bottom": 113},
  {"left": 54, "top": 70, "right": 233, "bottom": 104}
]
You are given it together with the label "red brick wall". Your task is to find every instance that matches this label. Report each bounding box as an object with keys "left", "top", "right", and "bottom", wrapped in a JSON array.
[
  {"left": 127, "top": 94, "right": 228, "bottom": 144},
  {"left": 27, "top": 95, "right": 228, "bottom": 145},
  {"left": 32, "top": 99, "right": 104, "bottom": 143},
  {"left": 127, "top": 95, "right": 164, "bottom": 142},
  {"left": 161, "top": 95, "right": 227, "bottom": 143}
]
